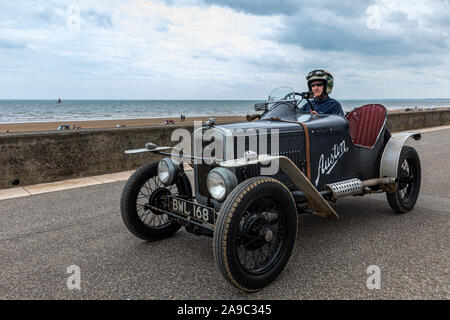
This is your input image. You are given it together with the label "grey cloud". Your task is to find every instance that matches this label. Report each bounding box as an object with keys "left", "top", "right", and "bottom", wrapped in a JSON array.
[
  {"left": 279, "top": 22, "right": 445, "bottom": 56},
  {"left": 201, "top": 0, "right": 449, "bottom": 57},
  {"left": 35, "top": 10, "right": 53, "bottom": 22},
  {"left": 0, "top": 39, "right": 27, "bottom": 49},
  {"left": 156, "top": 18, "right": 173, "bottom": 32},
  {"left": 82, "top": 10, "right": 113, "bottom": 29},
  {"left": 0, "top": 3, "right": 65, "bottom": 29},
  {"left": 275, "top": 3, "right": 449, "bottom": 57},
  {"left": 201, "top": 0, "right": 374, "bottom": 17},
  {"left": 320, "top": 1, "right": 374, "bottom": 18},
  {"left": 32, "top": 5, "right": 113, "bottom": 29},
  {"left": 422, "top": 1, "right": 450, "bottom": 28},
  {"left": 203, "top": 0, "right": 300, "bottom": 16}
]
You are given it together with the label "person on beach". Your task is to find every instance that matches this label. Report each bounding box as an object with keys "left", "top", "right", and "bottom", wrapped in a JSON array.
[{"left": 300, "top": 69, "right": 344, "bottom": 116}]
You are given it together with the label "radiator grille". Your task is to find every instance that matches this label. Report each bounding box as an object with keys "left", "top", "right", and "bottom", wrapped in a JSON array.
[
  {"left": 196, "top": 163, "right": 213, "bottom": 197},
  {"left": 193, "top": 129, "right": 305, "bottom": 197}
]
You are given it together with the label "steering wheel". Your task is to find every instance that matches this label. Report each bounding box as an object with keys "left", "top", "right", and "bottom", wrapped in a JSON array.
[
  {"left": 282, "top": 92, "right": 303, "bottom": 101},
  {"left": 282, "top": 92, "right": 315, "bottom": 112}
]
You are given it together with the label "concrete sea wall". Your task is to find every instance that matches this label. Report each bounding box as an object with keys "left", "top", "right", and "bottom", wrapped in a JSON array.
[
  {"left": 386, "top": 109, "right": 450, "bottom": 132},
  {"left": 1, "top": 110, "right": 449, "bottom": 189},
  {"left": 0, "top": 124, "right": 193, "bottom": 189}
]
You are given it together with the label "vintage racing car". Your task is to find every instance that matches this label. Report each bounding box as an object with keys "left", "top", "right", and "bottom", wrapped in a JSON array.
[{"left": 120, "top": 86, "right": 422, "bottom": 292}]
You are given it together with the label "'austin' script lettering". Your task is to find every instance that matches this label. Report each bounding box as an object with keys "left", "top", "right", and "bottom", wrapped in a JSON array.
[{"left": 315, "top": 140, "right": 349, "bottom": 186}]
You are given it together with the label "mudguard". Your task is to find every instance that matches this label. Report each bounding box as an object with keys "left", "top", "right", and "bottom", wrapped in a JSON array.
[
  {"left": 380, "top": 132, "right": 421, "bottom": 178},
  {"left": 220, "top": 155, "right": 339, "bottom": 219}
]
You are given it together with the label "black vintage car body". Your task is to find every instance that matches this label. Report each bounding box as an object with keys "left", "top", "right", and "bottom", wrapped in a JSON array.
[
  {"left": 195, "top": 112, "right": 382, "bottom": 204},
  {"left": 121, "top": 86, "right": 422, "bottom": 292}
]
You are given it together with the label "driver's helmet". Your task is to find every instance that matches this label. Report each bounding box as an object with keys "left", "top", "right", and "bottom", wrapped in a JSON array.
[{"left": 306, "top": 69, "right": 334, "bottom": 94}]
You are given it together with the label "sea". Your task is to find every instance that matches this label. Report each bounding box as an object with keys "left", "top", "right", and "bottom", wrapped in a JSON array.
[{"left": 0, "top": 99, "right": 449, "bottom": 123}]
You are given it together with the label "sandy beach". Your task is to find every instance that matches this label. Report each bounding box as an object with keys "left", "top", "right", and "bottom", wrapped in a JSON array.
[{"left": 0, "top": 116, "right": 246, "bottom": 133}]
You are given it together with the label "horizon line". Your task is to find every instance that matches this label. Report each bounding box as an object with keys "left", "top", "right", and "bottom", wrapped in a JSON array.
[{"left": 1, "top": 98, "right": 449, "bottom": 101}]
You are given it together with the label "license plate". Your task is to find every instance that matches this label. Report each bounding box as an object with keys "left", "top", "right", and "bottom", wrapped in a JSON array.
[{"left": 167, "top": 196, "right": 215, "bottom": 226}]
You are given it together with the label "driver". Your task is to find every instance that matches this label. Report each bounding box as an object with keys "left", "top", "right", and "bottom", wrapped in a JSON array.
[{"left": 300, "top": 69, "right": 344, "bottom": 116}]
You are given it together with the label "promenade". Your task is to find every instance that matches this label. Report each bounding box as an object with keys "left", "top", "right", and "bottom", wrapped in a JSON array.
[{"left": 0, "top": 126, "right": 449, "bottom": 299}]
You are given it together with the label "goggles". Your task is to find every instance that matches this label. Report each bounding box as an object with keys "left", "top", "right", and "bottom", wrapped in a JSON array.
[
  {"left": 307, "top": 69, "right": 327, "bottom": 79},
  {"left": 310, "top": 82, "right": 325, "bottom": 87}
]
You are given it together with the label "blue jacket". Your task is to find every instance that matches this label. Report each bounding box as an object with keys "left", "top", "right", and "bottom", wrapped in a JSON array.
[{"left": 300, "top": 96, "right": 344, "bottom": 116}]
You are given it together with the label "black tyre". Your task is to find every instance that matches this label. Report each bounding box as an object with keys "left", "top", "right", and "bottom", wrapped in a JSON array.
[
  {"left": 120, "top": 161, "right": 191, "bottom": 241},
  {"left": 386, "top": 146, "right": 421, "bottom": 213},
  {"left": 214, "top": 176, "right": 297, "bottom": 292}
]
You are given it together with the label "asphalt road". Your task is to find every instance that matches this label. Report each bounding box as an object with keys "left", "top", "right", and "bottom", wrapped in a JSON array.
[{"left": 1, "top": 129, "right": 449, "bottom": 300}]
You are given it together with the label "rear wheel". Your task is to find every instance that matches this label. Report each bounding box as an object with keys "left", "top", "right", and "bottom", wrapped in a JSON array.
[
  {"left": 120, "top": 161, "right": 191, "bottom": 240},
  {"left": 214, "top": 177, "right": 297, "bottom": 292},
  {"left": 386, "top": 146, "right": 421, "bottom": 213}
]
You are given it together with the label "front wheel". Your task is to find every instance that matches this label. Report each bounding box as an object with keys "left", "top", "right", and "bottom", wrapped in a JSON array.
[
  {"left": 214, "top": 177, "right": 298, "bottom": 292},
  {"left": 120, "top": 161, "right": 191, "bottom": 241},
  {"left": 386, "top": 146, "right": 421, "bottom": 213}
]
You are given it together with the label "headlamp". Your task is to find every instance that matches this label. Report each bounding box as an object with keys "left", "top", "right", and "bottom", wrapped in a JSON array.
[
  {"left": 157, "top": 158, "right": 179, "bottom": 185},
  {"left": 207, "top": 168, "right": 238, "bottom": 201}
]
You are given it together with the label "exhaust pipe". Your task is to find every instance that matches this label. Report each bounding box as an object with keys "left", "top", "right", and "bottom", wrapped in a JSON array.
[{"left": 326, "top": 177, "right": 396, "bottom": 201}]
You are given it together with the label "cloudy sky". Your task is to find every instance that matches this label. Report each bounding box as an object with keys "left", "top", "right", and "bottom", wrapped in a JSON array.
[{"left": 0, "top": 0, "right": 449, "bottom": 99}]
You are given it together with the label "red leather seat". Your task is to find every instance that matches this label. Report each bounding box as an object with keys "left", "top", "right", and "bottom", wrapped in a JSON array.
[{"left": 345, "top": 104, "right": 387, "bottom": 148}]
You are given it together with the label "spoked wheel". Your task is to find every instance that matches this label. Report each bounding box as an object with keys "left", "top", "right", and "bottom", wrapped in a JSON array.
[
  {"left": 120, "top": 161, "right": 191, "bottom": 240},
  {"left": 236, "top": 201, "right": 285, "bottom": 273},
  {"left": 214, "top": 177, "right": 297, "bottom": 292},
  {"left": 386, "top": 146, "right": 421, "bottom": 213}
]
